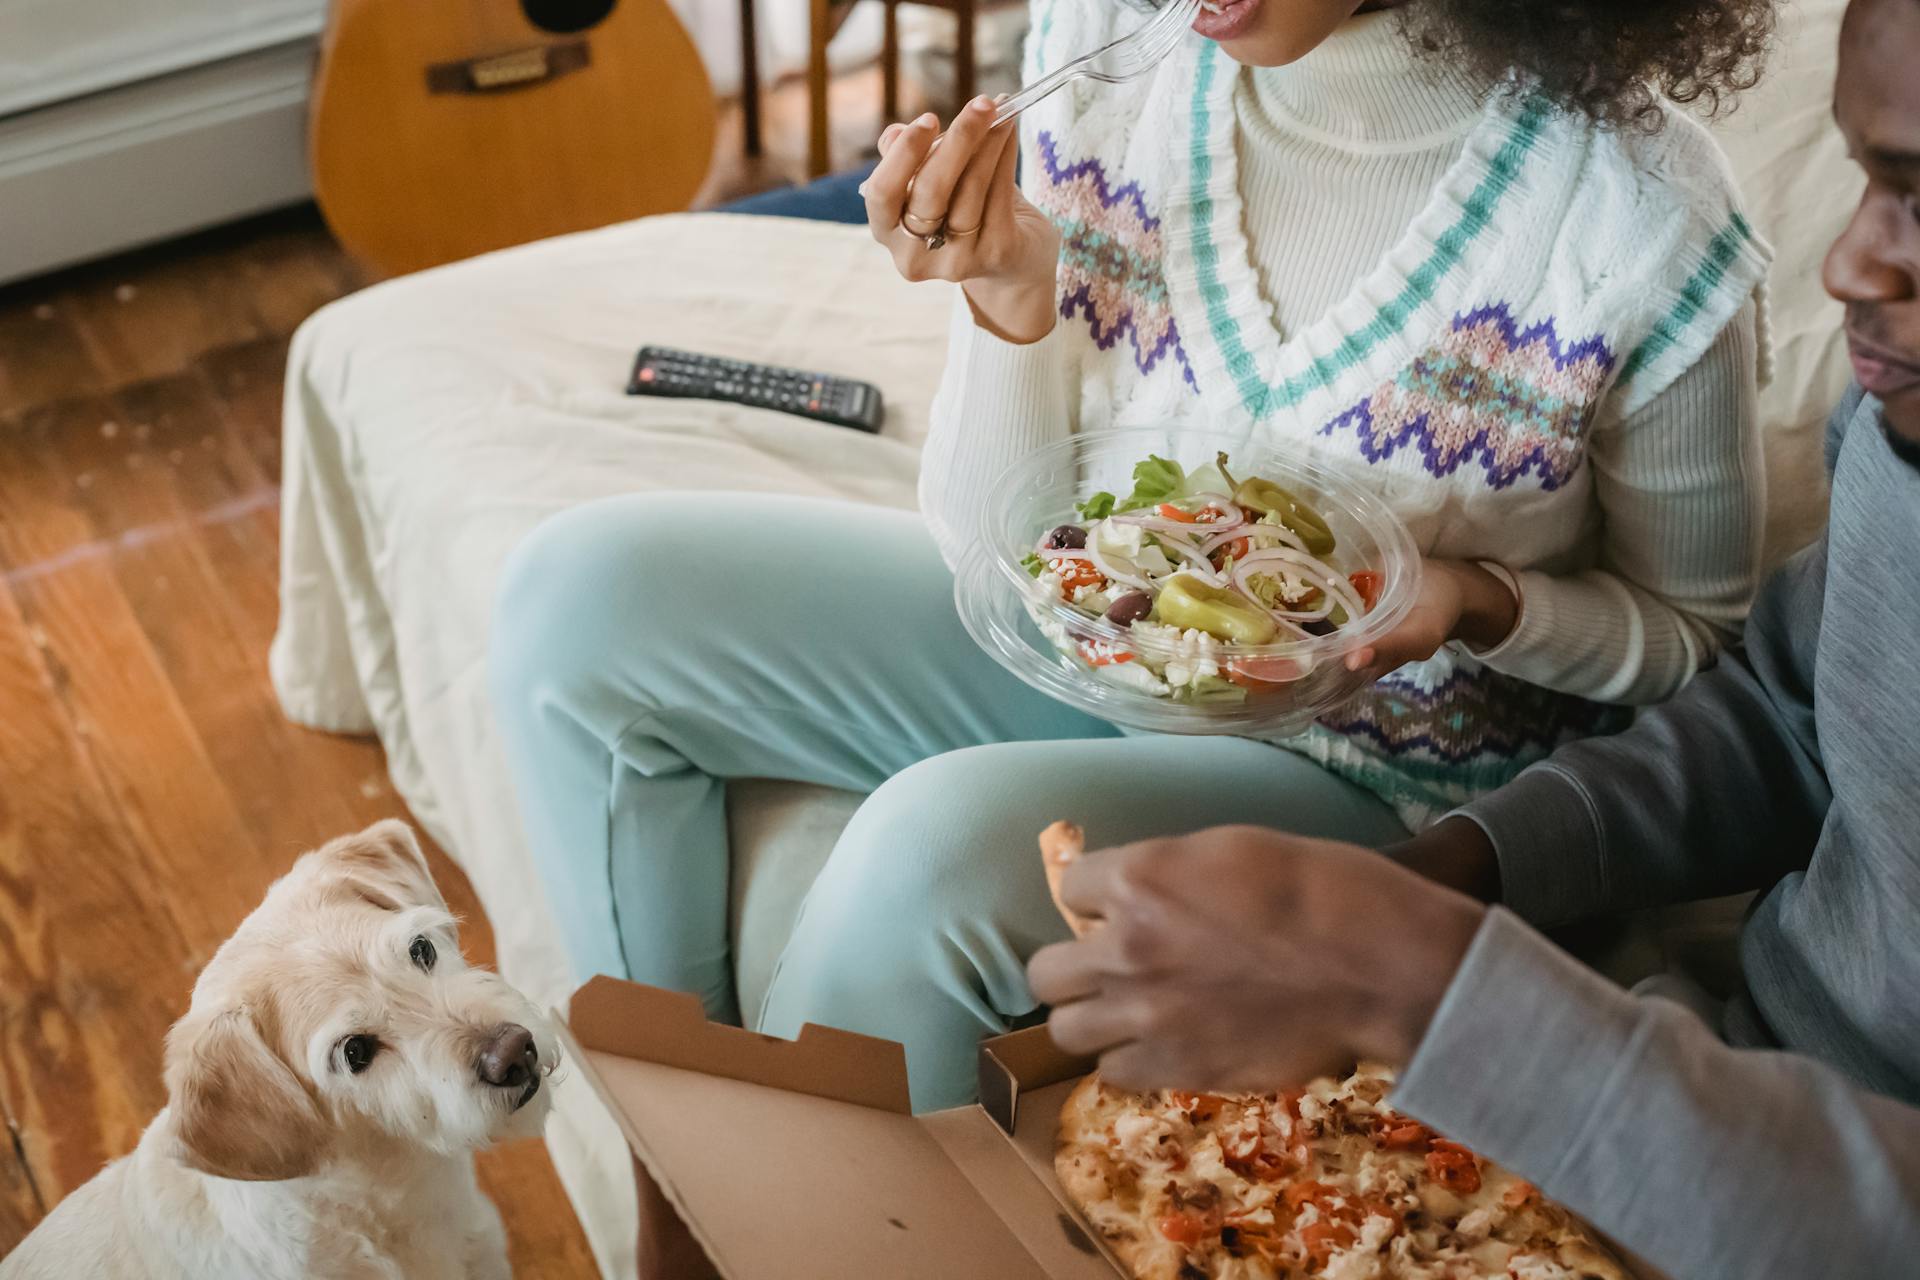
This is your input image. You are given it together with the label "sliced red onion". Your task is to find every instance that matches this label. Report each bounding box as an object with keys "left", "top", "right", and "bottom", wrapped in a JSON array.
[
  {"left": 1243, "top": 520, "right": 1309, "bottom": 553},
  {"left": 1195, "top": 518, "right": 1306, "bottom": 562},
  {"left": 1082, "top": 545, "right": 1158, "bottom": 593},
  {"left": 1230, "top": 549, "right": 1368, "bottom": 626},
  {"left": 1232, "top": 559, "right": 1334, "bottom": 621},
  {"left": 1153, "top": 533, "right": 1221, "bottom": 572},
  {"left": 1110, "top": 498, "right": 1245, "bottom": 537}
]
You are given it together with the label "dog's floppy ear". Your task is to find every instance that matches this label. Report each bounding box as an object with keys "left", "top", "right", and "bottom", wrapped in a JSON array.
[
  {"left": 315, "top": 818, "right": 445, "bottom": 913},
  {"left": 164, "top": 1007, "right": 327, "bottom": 1181}
]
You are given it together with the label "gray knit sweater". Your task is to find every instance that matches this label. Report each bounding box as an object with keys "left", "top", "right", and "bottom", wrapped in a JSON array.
[{"left": 1393, "top": 385, "right": 1920, "bottom": 1277}]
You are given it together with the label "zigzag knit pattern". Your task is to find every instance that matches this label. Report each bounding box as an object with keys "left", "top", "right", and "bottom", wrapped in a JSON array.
[
  {"left": 1321, "top": 304, "right": 1617, "bottom": 491},
  {"left": 1033, "top": 131, "right": 1191, "bottom": 380}
]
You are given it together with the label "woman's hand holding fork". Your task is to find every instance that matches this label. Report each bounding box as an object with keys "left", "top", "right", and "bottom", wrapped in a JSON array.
[{"left": 863, "top": 97, "right": 1061, "bottom": 345}]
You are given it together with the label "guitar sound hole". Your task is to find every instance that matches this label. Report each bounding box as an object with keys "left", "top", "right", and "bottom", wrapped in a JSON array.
[{"left": 521, "top": 0, "right": 615, "bottom": 34}]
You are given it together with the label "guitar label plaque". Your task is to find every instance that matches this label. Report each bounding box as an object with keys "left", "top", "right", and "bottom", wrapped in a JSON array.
[{"left": 426, "top": 41, "right": 592, "bottom": 94}]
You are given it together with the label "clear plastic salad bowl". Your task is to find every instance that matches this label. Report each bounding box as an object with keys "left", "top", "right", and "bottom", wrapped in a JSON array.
[{"left": 954, "top": 427, "right": 1422, "bottom": 737}]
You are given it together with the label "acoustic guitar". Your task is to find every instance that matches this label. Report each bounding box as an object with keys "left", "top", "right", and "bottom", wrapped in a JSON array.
[{"left": 311, "top": 0, "right": 716, "bottom": 277}]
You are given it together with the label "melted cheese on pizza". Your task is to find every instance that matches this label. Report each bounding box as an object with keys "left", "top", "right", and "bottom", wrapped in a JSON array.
[{"left": 1054, "top": 1067, "right": 1630, "bottom": 1280}]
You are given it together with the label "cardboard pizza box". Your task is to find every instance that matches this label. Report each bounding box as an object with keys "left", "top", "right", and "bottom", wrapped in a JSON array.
[
  {"left": 558, "top": 974, "right": 1125, "bottom": 1279},
  {"left": 561, "top": 975, "right": 1667, "bottom": 1280}
]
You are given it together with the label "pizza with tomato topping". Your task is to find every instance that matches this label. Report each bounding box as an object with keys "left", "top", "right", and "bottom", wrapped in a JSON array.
[
  {"left": 1054, "top": 1067, "right": 1629, "bottom": 1280},
  {"left": 1037, "top": 822, "right": 1628, "bottom": 1280}
]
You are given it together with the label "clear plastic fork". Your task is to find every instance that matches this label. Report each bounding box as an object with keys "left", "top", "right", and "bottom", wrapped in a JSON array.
[{"left": 989, "top": 0, "right": 1201, "bottom": 129}]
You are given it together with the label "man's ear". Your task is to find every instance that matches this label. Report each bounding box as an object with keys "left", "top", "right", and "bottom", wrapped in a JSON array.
[
  {"left": 164, "top": 1008, "right": 327, "bottom": 1181},
  {"left": 314, "top": 818, "right": 446, "bottom": 913}
]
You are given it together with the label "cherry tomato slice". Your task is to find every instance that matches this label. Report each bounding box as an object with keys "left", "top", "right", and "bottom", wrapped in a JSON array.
[
  {"left": 1157, "top": 1212, "right": 1212, "bottom": 1246},
  {"left": 1300, "top": 1221, "right": 1357, "bottom": 1265},
  {"left": 1224, "top": 656, "right": 1308, "bottom": 690},
  {"left": 1426, "top": 1141, "right": 1483, "bottom": 1195},
  {"left": 1348, "top": 570, "right": 1384, "bottom": 612},
  {"left": 1375, "top": 1120, "right": 1434, "bottom": 1151},
  {"left": 1051, "top": 558, "right": 1106, "bottom": 596}
]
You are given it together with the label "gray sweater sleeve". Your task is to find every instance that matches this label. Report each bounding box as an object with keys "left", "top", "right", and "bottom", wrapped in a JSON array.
[{"left": 1393, "top": 908, "right": 1920, "bottom": 1278}]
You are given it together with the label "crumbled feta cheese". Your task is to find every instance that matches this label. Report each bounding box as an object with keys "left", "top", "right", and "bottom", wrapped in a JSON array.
[
  {"left": 1359, "top": 1215, "right": 1399, "bottom": 1252},
  {"left": 1454, "top": 1207, "right": 1495, "bottom": 1244},
  {"left": 1092, "top": 519, "right": 1174, "bottom": 578},
  {"left": 1323, "top": 1250, "right": 1384, "bottom": 1280},
  {"left": 1070, "top": 582, "right": 1108, "bottom": 608},
  {"left": 1095, "top": 658, "right": 1173, "bottom": 696},
  {"left": 1112, "top": 1112, "right": 1178, "bottom": 1167},
  {"left": 1131, "top": 620, "right": 1223, "bottom": 690}
]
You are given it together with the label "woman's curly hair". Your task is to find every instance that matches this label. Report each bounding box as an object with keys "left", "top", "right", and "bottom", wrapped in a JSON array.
[{"left": 1398, "top": 0, "right": 1776, "bottom": 130}]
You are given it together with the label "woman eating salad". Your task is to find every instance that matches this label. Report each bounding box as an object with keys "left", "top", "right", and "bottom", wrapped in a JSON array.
[{"left": 491, "top": 0, "right": 1775, "bottom": 1110}]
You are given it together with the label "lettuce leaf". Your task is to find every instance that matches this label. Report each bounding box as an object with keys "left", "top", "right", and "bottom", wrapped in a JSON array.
[
  {"left": 1076, "top": 491, "right": 1117, "bottom": 521},
  {"left": 1114, "top": 455, "right": 1186, "bottom": 512}
]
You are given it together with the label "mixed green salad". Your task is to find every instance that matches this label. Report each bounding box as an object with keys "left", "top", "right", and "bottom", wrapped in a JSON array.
[{"left": 1020, "top": 451, "right": 1384, "bottom": 701}]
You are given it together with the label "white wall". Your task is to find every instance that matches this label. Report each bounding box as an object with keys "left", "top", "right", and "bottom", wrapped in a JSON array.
[{"left": 0, "top": 0, "right": 325, "bottom": 117}]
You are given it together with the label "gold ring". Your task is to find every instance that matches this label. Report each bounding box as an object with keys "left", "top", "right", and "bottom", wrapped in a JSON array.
[
  {"left": 944, "top": 221, "right": 982, "bottom": 238},
  {"left": 900, "top": 210, "right": 945, "bottom": 236}
]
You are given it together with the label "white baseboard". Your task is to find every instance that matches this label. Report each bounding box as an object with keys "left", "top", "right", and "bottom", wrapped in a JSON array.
[{"left": 0, "top": 40, "right": 316, "bottom": 287}]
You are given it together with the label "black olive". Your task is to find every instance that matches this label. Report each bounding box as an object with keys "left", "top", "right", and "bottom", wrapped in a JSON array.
[
  {"left": 1220, "top": 1226, "right": 1244, "bottom": 1256},
  {"left": 1302, "top": 617, "right": 1338, "bottom": 637},
  {"left": 1043, "top": 524, "right": 1087, "bottom": 550},
  {"left": 1104, "top": 591, "right": 1153, "bottom": 626}
]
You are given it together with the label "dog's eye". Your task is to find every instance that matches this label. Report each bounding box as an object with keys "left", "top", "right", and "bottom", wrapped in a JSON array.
[
  {"left": 341, "top": 1035, "right": 380, "bottom": 1075},
  {"left": 409, "top": 935, "right": 436, "bottom": 973}
]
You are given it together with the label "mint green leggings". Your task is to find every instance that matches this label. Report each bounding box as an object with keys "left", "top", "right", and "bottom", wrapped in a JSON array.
[{"left": 489, "top": 495, "right": 1406, "bottom": 1110}]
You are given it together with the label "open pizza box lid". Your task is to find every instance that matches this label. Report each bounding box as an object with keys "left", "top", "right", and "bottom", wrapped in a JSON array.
[{"left": 559, "top": 975, "right": 1129, "bottom": 1279}]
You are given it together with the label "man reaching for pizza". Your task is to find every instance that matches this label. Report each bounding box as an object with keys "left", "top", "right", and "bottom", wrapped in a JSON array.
[{"left": 1029, "top": 0, "right": 1920, "bottom": 1273}]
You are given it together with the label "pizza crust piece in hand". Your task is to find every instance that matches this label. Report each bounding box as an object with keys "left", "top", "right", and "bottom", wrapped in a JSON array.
[{"left": 1039, "top": 820, "right": 1095, "bottom": 939}]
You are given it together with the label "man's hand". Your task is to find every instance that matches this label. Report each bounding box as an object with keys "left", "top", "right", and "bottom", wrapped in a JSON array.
[{"left": 1026, "top": 826, "right": 1486, "bottom": 1093}]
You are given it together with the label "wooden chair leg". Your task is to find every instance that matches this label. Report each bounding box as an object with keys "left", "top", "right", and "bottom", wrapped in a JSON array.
[
  {"left": 739, "top": 0, "right": 762, "bottom": 157},
  {"left": 954, "top": 0, "right": 977, "bottom": 113},
  {"left": 808, "top": 0, "right": 832, "bottom": 178},
  {"left": 881, "top": 0, "right": 900, "bottom": 123}
]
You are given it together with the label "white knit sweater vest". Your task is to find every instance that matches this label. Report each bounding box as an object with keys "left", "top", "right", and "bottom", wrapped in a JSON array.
[
  {"left": 1236, "top": 15, "right": 1482, "bottom": 338},
  {"left": 964, "top": 0, "right": 1771, "bottom": 824}
]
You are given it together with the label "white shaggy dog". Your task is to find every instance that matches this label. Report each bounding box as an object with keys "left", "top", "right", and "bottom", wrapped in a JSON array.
[{"left": 1, "top": 820, "right": 558, "bottom": 1280}]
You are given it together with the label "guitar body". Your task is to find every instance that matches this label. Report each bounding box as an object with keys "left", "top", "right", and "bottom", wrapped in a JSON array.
[{"left": 311, "top": 0, "right": 715, "bottom": 276}]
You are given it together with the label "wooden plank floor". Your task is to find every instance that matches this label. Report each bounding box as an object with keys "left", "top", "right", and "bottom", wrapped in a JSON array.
[{"left": 0, "top": 72, "right": 901, "bottom": 1270}]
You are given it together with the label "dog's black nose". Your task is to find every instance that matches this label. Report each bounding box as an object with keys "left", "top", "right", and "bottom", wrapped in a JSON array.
[{"left": 478, "top": 1023, "right": 538, "bottom": 1088}]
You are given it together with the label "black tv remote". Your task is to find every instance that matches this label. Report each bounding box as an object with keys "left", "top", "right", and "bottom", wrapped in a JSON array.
[{"left": 626, "top": 346, "right": 885, "bottom": 434}]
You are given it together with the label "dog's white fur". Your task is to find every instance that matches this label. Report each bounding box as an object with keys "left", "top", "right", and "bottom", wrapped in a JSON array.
[{"left": 0, "top": 820, "right": 558, "bottom": 1280}]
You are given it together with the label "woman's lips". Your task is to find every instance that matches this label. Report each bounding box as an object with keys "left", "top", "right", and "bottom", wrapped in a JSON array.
[
  {"left": 1847, "top": 332, "right": 1920, "bottom": 399},
  {"left": 1193, "top": 0, "right": 1261, "bottom": 42}
]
